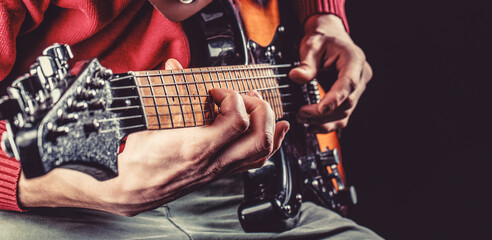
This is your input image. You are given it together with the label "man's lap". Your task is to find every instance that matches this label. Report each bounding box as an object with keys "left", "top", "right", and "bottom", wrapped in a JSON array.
[{"left": 0, "top": 176, "right": 382, "bottom": 239}]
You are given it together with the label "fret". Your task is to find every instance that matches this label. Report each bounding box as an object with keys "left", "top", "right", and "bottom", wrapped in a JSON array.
[
  {"left": 153, "top": 71, "right": 172, "bottom": 129},
  {"left": 221, "top": 66, "right": 229, "bottom": 89},
  {"left": 245, "top": 66, "right": 255, "bottom": 93},
  {"left": 235, "top": 66, "right": 245, "bottom": 92},
  {"left": 214, "top": 66, "right": 223, "bottom": 89},
  {"left": 147, "top": 120, "right": 211, "bottom": 128},
  {"left": 146, "top": 109, "right": 210, "bottom": 116},
  {"left": 202, "top": 68, "right": 214, "bottom": 123},
  {"left": 232, "top": 67, "right": 240, "bottom": 91},
  {"left": 230, "top": 66, "right": 239, "bottom": 92},
  {"left": 259, "top": 68, "right": 271, "bottom": 103},
  {"left": 146, "top": 71, "right": 162, "bottom": 129},
  {"left": 132, "top": 63, "right": 285, "bottom": 131},
  {"left": 242, "top": 65, "right": 253, "bottom": 91},
  {"left": 226, "top": 67, "right": 236, "bottom": 91},
  {"left": 264, "top": 69, "right": 273, "bottom": 104},
  {"left": 170, "top": 70, "right": 187, "bottom": 127},
  {"left": 268, "top": 73, "right": 280, "bottom": 118},
  {"left": 209, "top": 67, "right": 220, "bottom": 119},
  {"left": 222, "top": 66, "right": 230, "bottom": 89},
  {"left": 162, "top": 73, "right": 182, "bottom": 128},
  {"left": 208, "top": 67, "right": 216, "bottom": 89},
  {"left": 263, "top": 69, "right": 276, "bottom": 117},
  {"left": 237, "top": 65, "right": 248, "bottom": 92},
  {"left": 190, "top": 70, "right": 207, "bottom": 125},
  {"left": 265, "top": 69, "right": 278, "bottom": 117},
  {"left": 181, "top": 70, "right": 197, "bottom": 126},
  {"left": 144, "top": 102, "right": 212, "bottom": 107},
  {"left": 256, "top": 68, "right": 266, "bottom": 99},
  {"left": 251, "top": 67, "right": 264, "bottom": 99},
  {"left": 158, "top": 70, "right": 174, "bottom": 129}
]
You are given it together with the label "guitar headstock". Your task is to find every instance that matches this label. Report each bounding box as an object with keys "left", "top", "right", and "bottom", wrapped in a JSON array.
[{"left": 0, "top": 44, "right": 145, "bottom": 180}]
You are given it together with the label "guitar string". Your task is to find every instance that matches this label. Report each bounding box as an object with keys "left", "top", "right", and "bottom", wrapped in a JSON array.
[
  {"left": 112, "top": 85, "right": 289, "bottom": 99},
  {"left": 109, "top": 63, "right": 292, "bottom": 82},
  {"left": 96, "top": 104, "right": 295, "bottom": 133},
  {"left": 101, "top": 64, "right": 292, "bottom": 132},
  {"left": 97, "top": 107, "right": 294, "bottom": 134},
  {"left": 103, "top": 86, "right": 286, "bottom": 111},
  {"left": 109, "top": 74, "right": 287, "bottom": 90}
]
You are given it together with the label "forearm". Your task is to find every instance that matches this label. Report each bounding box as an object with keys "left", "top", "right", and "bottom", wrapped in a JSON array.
[{"left": 17, "top": 169, "right": 98, "bottom": 209}]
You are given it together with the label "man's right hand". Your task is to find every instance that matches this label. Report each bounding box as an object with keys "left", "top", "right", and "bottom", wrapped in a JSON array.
[{"left": 17, "top": 59, "right": 290, "bottom": 216}]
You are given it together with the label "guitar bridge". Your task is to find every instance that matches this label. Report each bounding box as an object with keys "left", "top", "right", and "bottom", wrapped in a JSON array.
[{"left": 299, "top": 148, "right": 357, "bottom": 213}]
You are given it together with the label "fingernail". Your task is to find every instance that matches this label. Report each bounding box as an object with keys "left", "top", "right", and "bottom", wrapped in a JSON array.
[
  {"left": 284, "top": 124, "right": 290, "bottom": 134},
  {"left": 251, "top": 90, "right": 262, "bottom": 99},
  {"left": 165, "top": 62, "right": 172, "bottom": 70}
]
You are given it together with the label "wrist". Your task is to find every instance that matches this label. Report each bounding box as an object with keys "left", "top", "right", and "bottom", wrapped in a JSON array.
[
  {"left": 304, "top": 14, "right": 348, "bottom": 37},
  {"left": 17, "top": 169, "right": 96, "bottom": 209}
]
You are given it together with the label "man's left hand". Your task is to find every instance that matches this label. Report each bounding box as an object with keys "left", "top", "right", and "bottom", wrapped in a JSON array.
[{"left": 289, "top": 14, "right": 373, "bottom": 132}]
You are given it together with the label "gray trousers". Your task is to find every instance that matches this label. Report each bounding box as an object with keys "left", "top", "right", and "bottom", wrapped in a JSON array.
[{"left": 0, "top": 175, "right": 382, "bottom": 240}]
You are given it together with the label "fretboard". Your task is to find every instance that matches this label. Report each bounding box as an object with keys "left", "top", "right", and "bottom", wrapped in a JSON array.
[{"left": 133, "top": 64, "right": 287, "bottom": 130}]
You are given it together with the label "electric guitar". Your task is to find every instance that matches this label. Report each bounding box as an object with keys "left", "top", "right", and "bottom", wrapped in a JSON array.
[{"left": 0, "top": 0, "right": 356, "bottom": 233}]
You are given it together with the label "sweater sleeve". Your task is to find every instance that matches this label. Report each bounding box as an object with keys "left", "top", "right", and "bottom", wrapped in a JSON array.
[
  {"left": 295, "top": 0, "right": 349, "bottom": 32},
  {"left": 0, "top": 121, "right": 24, "bottom": 211},
  {"left": 0, "top": 0, "right": 50, "bottom": 212}
]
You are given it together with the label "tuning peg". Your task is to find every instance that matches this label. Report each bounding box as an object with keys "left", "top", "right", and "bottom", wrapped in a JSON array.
[
  {"left": 67, "top": 98, "right": 88, "bottom": 112},
  {"left": 86, "top": 77, "right": 106, "bottom": 89},
  {"left": 76, "top": 87, "right": 96, "bottom": 100},
  {"left": 88, "top": 98, "right": 106, "bottom": 111},
  {"left": 46, "top": 122, "right": 69, "bottom": 142},
  {"left": 98, "top": 68, "right": 113, "bottom": 80},
  {"left": 56, "top": 109, "right": 79, "bottom": 125},
  {"left": 84, "top": 120, "right": 100, "bottom": 133}
]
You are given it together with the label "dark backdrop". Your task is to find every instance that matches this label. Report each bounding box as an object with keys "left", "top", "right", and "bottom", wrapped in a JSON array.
[{"left": 342, "top": 0, "right": 491, "bottom": 239}]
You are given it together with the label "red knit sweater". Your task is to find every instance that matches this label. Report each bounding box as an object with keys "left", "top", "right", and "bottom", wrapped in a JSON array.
[{"left": 0, "top": 0, "right": 347, "bottom": 211}]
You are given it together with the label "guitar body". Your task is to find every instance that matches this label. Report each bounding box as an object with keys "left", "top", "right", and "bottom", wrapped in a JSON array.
[
  {"left": 0, "top": 0, "right": 356, "bottom": 233},
  {"left": 183, "top": 0, "right": 356, "bottom": 232}
]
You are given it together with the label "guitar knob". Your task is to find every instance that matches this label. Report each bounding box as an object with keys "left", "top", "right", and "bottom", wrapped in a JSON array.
[
  {"left": 319, "top": 148, "right": 340, "bottom": 167},
  {"left": 335, "top": 185, "right": 358, "bottom": 206}
]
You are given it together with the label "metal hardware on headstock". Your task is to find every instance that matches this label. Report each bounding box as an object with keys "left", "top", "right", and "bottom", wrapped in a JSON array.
[
  {"left": 0, "top": 44, "right": 146, "bottom": 181},
  {"left": 3, "top": 44, "right": 73, "bottom": 128}
]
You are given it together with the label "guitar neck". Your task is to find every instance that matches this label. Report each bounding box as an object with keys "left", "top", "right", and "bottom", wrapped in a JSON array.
[{"left": 132, "top": 63, "right": 287, "bottom": 130}]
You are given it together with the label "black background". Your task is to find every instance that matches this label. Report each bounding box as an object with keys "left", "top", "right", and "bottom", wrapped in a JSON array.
[{"left": 342, "top": 0, "right": 491, "bottom": 239}]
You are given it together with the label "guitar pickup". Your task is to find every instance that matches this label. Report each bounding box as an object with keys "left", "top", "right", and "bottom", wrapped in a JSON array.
[{"left": 318, "top": 148, "right": 340, "bottom": 167}]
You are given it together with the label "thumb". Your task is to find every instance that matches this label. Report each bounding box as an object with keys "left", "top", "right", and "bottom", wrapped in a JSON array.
[
  {"left": 288, "top": 40, "right": 322, "bottom": 84},
  {"left": 165, "top": 58, "right": 184, "bottom": 70},
  {"left": 289, "top": 63, "right": 318, "bottom": 84}
]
